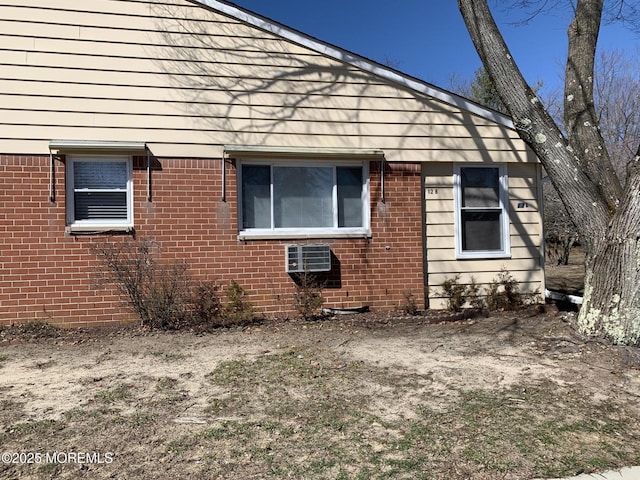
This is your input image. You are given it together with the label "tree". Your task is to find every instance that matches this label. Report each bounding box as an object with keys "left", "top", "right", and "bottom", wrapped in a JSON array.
[
  {"left": 543, "top": 182, "right": 579, "bottom": 266},
  {"left": 594, "top": 49, "right": 640, "bottom": 179},
  {"left": 458, "top": 0, "right": 640, "bottom": 345},
  {"left": 469, "top": 67, "right": 508, "bottom": 113},
  {"left": 544, "top": 49, "right": 640, "bottom": 266}
]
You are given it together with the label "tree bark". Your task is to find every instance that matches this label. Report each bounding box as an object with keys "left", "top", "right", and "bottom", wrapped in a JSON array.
[
  {"left": 564, "top": 0, "right": 623, "bottom": 213},
  {"left": 580, "top": 160, "right": 640, "bottom": 344},
  {"left": 458, "top": 0, "right": 640, "bottom": 345}
]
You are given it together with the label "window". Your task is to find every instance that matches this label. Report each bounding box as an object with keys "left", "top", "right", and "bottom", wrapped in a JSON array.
[
  {"left": 239, "top": 162, "right": 369, "bottom": 236},
  {"left": 454, "top": 165, "right": 510, "bottom": 258},
  {"left": 66, "top": 155, "right": 133, "bottom": 230}
]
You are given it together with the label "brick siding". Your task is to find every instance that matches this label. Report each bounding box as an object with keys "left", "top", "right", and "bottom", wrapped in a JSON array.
[{"left": 0, "top": 155, "right": 425, "bottom": 327}]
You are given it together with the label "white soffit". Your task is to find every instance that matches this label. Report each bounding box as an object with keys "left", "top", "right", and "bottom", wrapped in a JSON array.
[{"left": 192, "top": 0, "right": 514, "bottom": 129}]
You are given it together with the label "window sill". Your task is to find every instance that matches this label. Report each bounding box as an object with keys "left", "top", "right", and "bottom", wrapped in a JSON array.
[
  {"left": 238, "top": 231, "right": 371, "bottom": 241},
  {"left": 66, "top": 225, "right": 134, "bottom": 235},
  {"left": 456, "top": 252, "right": 511, "bottom": 260}
]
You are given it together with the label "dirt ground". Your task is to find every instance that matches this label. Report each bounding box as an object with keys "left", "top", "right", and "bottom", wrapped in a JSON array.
[{"left": 1, "top": 307, "right": 640, "bottom": 479}]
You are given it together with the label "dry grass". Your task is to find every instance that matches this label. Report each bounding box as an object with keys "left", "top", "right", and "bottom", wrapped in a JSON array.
[{"left": 1, "top": 308, "right": 639, "bottom": 479}]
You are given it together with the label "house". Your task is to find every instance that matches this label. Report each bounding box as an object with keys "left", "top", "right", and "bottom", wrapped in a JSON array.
[{"left": 0, "top": 0, "right": 544, "bottom": 327}]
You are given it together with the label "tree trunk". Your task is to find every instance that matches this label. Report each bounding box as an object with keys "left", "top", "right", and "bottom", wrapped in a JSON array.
[
  {"left": 581, "top": 159, "right": 640, "bottom": 344},
  {"left": 458, "top": 0, "right": 640, "bottom": 345},
  {"left": 558, "top": 236, "right": 575, "bottom": 266}
]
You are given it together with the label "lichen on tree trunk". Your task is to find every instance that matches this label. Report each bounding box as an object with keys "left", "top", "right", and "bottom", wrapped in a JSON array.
[
  {"left": 580, "top": 238, "right": 640, "bottom": 345},
  {"left": 580, "top": 159, "right": 640, "bottom": 345}
]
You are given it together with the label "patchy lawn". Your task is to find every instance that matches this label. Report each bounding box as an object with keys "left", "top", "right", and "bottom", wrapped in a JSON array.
[{"left": 1, "top": 309, "right": 639, "bottom": 479}]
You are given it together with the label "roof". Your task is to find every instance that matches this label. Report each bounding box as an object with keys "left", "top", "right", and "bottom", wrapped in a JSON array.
[{"left": 189, "top": 0, "right": 515, "bottom": 129}]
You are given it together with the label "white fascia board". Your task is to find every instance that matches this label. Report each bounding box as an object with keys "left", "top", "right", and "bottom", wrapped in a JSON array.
[{"left": 191, "top": 0, "right": 514, "bottom": 129}]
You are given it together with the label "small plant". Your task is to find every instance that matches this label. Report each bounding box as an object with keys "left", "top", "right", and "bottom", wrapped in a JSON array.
[
  {"left": 144, "top": 262, "right": 192, "bottom": 329},
  {"left": 191, "top": 280, "right": 222, "bottom": 324},
  {"left": 292, "top": 272, "right": 325, "bottom": 320},
  {"left": 94, "top": 239, "right": 192, "bottom": 329},
  {"left": 440, "top": 275, "right": 467, "bottom": 312},
  {"left": 15, "top": 320, "right": 60, "bottom": 338},
  {"left": 223, "top": 280, "right": 255, "bottom": 324},
  {"left": 155, "top": 377, "right": 179, "bottom": 392},
  {"left": 485, "top": 269, "right": 524, "bottom": 311},
  {"left": 467, "top": 277, "right": 485, "bottom": 310},
  {"left": 401, "top": 291, "right": 420, "bottom": 316}
]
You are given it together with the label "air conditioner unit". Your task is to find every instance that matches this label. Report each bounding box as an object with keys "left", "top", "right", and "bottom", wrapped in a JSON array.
[{"left": 286, "top": 244, "right": 332, "bottom": 273}]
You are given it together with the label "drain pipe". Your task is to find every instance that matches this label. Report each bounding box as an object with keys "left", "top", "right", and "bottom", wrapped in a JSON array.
[
  {"left": 380, "top": 155, "right": 386, "bottom": 203},
  {"left": 48, "top": 150, "right": 56, "bottom": 202},
  {"left": 545, "top": 289, "right": 583, "bottom": 305}
]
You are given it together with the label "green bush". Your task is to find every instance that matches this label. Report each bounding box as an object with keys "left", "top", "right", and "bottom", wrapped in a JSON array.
[
  {"left": 440, "top": 275, "right": 467, "bottom": 312},
  {"left": 484, "top": 269, "right": 539, "bottom": 311},
  {"left": 467, "top": 277, "right": 485, "bottom": 310}
]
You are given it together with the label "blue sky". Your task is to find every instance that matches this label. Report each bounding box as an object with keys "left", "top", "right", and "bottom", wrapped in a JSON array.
[{"left": 229, "top": 1, "right": 638, "bottom": 96}]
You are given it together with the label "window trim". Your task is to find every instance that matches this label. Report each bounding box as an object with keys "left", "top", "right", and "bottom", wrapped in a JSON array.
[
  {"left": 237, "top": 159, "right": 371, "bottom": 239},
  {"left": 65, "top": 155, "right": 134, "bottom": 232},
  {"left": 453, "top": 164, "right": 510, "bottom": 259}
]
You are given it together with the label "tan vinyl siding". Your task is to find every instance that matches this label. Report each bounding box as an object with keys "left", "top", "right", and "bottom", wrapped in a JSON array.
[
  {"left": 0, "top": 108, "right": 522, "bottom": 141},
  {"left": 425, "top": 162, "right": 544, "bottom": 308},
  {"left": 0, "top": 0, "right": 534, "bottom": 161}
]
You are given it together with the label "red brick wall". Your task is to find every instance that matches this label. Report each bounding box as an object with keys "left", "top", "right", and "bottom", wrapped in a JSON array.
[{"left": 0, "top": 155, "right": 425, "bottom": 327}]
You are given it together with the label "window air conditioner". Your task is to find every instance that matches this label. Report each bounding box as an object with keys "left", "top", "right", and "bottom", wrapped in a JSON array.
[{"left": 285, "top": 244, "right": 332, "bottom": 273}]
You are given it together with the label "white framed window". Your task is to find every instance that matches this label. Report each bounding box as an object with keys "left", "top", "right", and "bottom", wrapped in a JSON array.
[
  {"left": 239, "top": 161, "right": 370, "bottom": 237},
  {"left": 454, "top": 165, "right": 510, "bottom": 259},
  {"left": 66, "top": 155, "right": 133, "bottom": 230}
]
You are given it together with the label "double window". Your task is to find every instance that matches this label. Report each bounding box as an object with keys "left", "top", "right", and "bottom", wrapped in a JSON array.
[
  {"left": 239, "top": 162, "right": 369, "bottom": 236},
  {"left": 454, "top": 165, "right": 510, "bottom": 258},
  {"left": 66, "top": 155, "right": 133, "bottom": 230}
]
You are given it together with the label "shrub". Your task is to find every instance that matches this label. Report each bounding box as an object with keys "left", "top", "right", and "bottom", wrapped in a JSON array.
[
  {"left": 191, "top": 280, "right": 222, "bottom": 324},
  {"left": 485, "top": 269, "right": 525, "bottom": 311},
  {"left": 95, "top": 239, "right": 258, "bottom": 329},
  {"left": 223, "top": 280, "right": 255, "bottom": 324},
  {"left": 467, "top": 277, "right": 486, "bottom": 310},
  {"left": 94, "top": 239, "right": 193, "bottom": 329},
  {"left": 440, "top": 275, "right": 467, "bottom": 312},
  {"left": 401, "top": 291, "right": 420, "bottom": 316},
  {"left": 144, "top": 262, "right": 192, "bottom": 329},
  {"left": 292, "top": 272, "right": 324, "bottom": 320}
]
